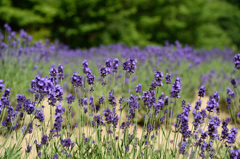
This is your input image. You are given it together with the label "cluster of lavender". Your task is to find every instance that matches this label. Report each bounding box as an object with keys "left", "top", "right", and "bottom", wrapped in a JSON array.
[
  {"left": 30, "top": 65, "right": 64, "bottom": 107},
  {"left": 82, "top": 60, "right": 95, "bottom": 90},
  {"left": 172, "top": 83, "right": 239, "bottom": 158},
  {"left": 1, "top": 24, "right": 240, "bottom": 158},
  {"left": 0, "top": 57, "right": 239, "bottom": 158},
  {"left": 1, "top": 24, "right": 238, "bottom": 112},
  {"left": 0, "top": 24, "right": 236, "bottom": 79}
]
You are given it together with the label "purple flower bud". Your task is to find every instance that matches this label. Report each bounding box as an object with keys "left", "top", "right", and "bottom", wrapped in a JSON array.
[
  {"left": 99, "top": 66, "right": 109, "bottom": 78},
  {"left": 49, "top": 67, "right": 57, "bottom": 78},
  {"left": 207, "top": 116, "right": 220, "bottom": 140},
  {"left": 41, "top": 135, "right": 48, "bottom": 145},
  {"left": 112, "top": 58, "right": 119, "bottom": 73},
  {"left": 52, "top": 154, "right": 58, "bottom": 159},
  {"left": 206, "top": 98, "right": 217, "bottom": 112},
  {"left": 108, "top": 90, "right": 116, "bottom": 107},
  {"left": 165, "top": 73, "right": 171, "bottom": 84},
  {"left": 226, "top": 127, "right": 238, "bottom": 147},
  {"left": 35, "top": 108, "right": 45, "bottom": 122},
  {"left": 195, "top": 99, "right": 201, "bottom": 110},
  {"left": 226, "top": 97, "right": 231, "bottom": 109},
  {"left": 154, "top": 70, "right": 163, "bottom": 83},
  {"left": 234, "top": 54, "right": 240, "bottom": 69},
  {"left": 123, "top": 58, "right": 137, "bottom": 74},
  {"left": 87, "top": 74, "right": 95, "bottom": 85},
  {"left": 106, "top": 58, "right": 111, "bottom": 68},
  {"left": 230, "top": 149, "right": 240, "bottom": 158},
  {"left": 71, "top": 72, "right": 83, "bottom": 87},
  {"left": 0, "top": 79, "right": 5, "bottom": 93},
  {"left": 135, "top": 83, "right": 142, "bottom": 93},
  {"left": 3, "top": 88, "right": 11, "bottom": 97},
  {"left": 198, "top": 86, "right": 206, "bottom": 97},
  {"left": 98, "top": 95, "right": 104, "bottom": 105},
  {"left": 231, "top": 79, "right": 237, "bottom": 88},
  {"left": 170, "top": 77, "right": 182, "bottom": 98},
  {"left": 84, "top": 137, "right": 90, "bottom": 143},
  {"left": 66, "top": 94, "right": 75, "bottom": 104},
  {"left": 227, "top": 88, "right": 235, "bottom": 98},
  {"left": 147, "top": 124, "right": 154, "bottom": 133},
  {"left": 57, "top": 64, "right": 64, "bottom": 80},
  {"left": 61, "top": 138, "right": 74, "bottom": 148},
  {"left": 82, "top": 60, "right": 89, "bottom": 74},
  {"left": 179, "top": 141, "right": 187, "bottom": 154},
  {"left": 26, "top": 145, "right": 32, "bottom": 153},
  {"left": 237, "top": 112, "right": 240, "bottom": 119}
]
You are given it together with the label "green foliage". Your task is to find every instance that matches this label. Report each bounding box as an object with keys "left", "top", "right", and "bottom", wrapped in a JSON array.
[{"left": 0, "top": 0, "right": 240, "bottom": 49}]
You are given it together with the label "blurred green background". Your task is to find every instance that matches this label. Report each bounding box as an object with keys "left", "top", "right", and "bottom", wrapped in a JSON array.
[{"left": 0, "top": 0, "right": 240, "bottom": 50}]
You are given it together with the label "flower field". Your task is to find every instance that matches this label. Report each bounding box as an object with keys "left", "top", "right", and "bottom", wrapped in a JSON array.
[{"left": 0, "top": 24, "right": 240, "bottom": 158}]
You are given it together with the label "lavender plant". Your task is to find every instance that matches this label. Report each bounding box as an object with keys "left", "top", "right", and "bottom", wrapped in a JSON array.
[
  {"left": 1, "top": 24, "right": 240, "bottom": 158},
  {"left": 0, "top": 53, "right": 240, "bottom": 158}
]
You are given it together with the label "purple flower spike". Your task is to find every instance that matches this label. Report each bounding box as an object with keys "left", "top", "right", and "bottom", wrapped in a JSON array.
[
  {"left": 99, "top": 66, "right": 110, "bottom": 78},
  {"left": 35, "top": 108, "right": 45, "bottom": 122},
  {"left": 227, "top": 88, "right": 235, "bottom": 99},
  {"left": 149, "top": 80, "right": 158, "bottom": 91},
  {"left": 230, "top": 149, "right": 240, "bottom": 158},
  {"left": 92, "top": 114, "right": 103, "bottom": 128},
  {"left": 112, "top": 58, "right": 119, "bottom": 73},
  {"left": 123, "top": 61, "right": 128, "bottom": 71},
  {"left": 226, "top": 97, "right": 231, "bottom": 109},
  {"left": 193, "top": 112, "right": 203, "bottom": 130},
  {"left": 3, "top": 88, "right": 10, "bottom": 97},
  {"left": 165, "top": 73, "right": 171, "bottom": 84},
  {"left": 82, "top": 59, "right": 89, "bottom": 74},
  {"left": 87, "top": 74, "right": 95, "bottom": 85},
  {"left": 0, "top": 80, "right": 5, "bottom": 93},
  {"left": 108, "top": 90, "right": 116, "bottom": 107},
  {"left": 147, "top": 124, "right": 154, "bottom": 133},
  {"left": 206, "top": 97, "right": 217, "bottom": 113},
  {"left": 195, "top": 99, "right": 201, "bottom": 110},
  {"left": 234, "top": 54, "right": 240, "bottom": 69},
  {"left": 98, "top": 95, "right": 104, "bottom": 105},
  {"left": 179, "top": 141, "right": 187, "bottom": 154},
  {"left": 198, "top": 86, "right": 206, "bottom": 97},
  {"left": 154, "top": 70, "right": 164, "bottom": 84},
  {"left": 66, "top": 94, "right": 75, "bottom": 104},
  {"left": 61, "top": 138, "right": 74, "bottom": 148},
  {"left": 123, "top": 58, "right": 137, "bottom": 74},
  {"left": 41, "top": 135, "right": 48, "bottom": 145},
  {"left": 57, "top": 64, "right": 64, "bottom": 80},
  {"left": 221, "top": 119, "right": 229, "bottom": 141},
  {"left": 51, "top": 154, "right": 58, "bottom": 159},
  {"left": 226, "top": 127, "right": 238, "bottom": 147},
  {"left": 106, "top": 58, "right": 111, "bottom": 68},
  {"left": 170, "top": 77, "right": 182, "bottom": 98},
  {"left": 127, "top": 58, "right": 137, "bottom": 74},
  {"left": 57, "top": 64, "right": 63, "bottom": 74},
  {"left": 213, "top": 91, "right": 220, "bottom": 102},
  {"left": 103, "top": 107, "right": 119, "bottom": 128},
  {"left": 26, "top": 145, "right": 32, "bottom": 153},
  {"left": 231, "top": 79, "right": 237, "bottom": 88},
  {"left": 71, "top": 72, "right": 83, "bottom": 87},
  {"left": 135, "top": 83, "right": 142, "bottom": 93},
  {"left": 207, "top": 116, "right": 220, "bottom": 140},
  {"left": 49, "top": 67, "right": 57, "bottom": 78}
]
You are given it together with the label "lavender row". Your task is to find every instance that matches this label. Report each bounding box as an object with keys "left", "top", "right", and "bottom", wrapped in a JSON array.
[{"left": 0, "top": 53, "right": 240, "bottom": 158}]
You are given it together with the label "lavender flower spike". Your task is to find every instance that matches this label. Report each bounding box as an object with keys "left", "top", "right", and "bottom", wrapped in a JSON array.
[{"left": 198, "top": 86, "right": 206, "bottom": 97}]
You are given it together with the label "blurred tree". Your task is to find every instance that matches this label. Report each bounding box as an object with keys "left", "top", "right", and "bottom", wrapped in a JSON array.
[{"left": 0, "top": 0, "right": 239, "bottom": 50}]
